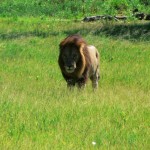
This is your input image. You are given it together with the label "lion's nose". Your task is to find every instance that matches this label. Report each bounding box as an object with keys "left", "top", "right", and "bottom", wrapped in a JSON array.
[
  {"left": 66, "top": 66, "right": 73, "bottom": 70},
  {"left": 68, "top": 65, "right": 73, "bottom": 69}
]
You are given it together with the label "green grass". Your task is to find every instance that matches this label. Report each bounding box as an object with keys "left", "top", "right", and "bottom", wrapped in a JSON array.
[
  {"left": 0, "top": 17, "right": 150, "bottom": 149},
  {"left": 0, "top": 0, "right": 150, "bottom": 18}
]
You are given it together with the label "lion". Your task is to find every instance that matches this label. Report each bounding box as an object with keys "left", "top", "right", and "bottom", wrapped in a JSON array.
[{"left": 58, "top": 35, "right": 100, "bottom": 89}]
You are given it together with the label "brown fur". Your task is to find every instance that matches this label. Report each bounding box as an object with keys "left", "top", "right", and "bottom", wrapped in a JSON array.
[{"left": 58, "top": 35, "right": 100, "bottom": 89}]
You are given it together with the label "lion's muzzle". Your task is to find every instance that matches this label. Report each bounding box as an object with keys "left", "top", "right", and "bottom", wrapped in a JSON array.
[{"left": 65, "top": 64, "right": 76, "bottom": 73}]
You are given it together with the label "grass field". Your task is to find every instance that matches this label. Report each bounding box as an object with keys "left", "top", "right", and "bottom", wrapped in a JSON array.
[{"left": 0, "top": 17, "right": 150, "bottom": 149}]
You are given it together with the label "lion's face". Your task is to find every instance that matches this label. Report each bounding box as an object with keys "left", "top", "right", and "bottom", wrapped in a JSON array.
[{"left": 61, "top": 45, "right": 80, "bottom": 73}]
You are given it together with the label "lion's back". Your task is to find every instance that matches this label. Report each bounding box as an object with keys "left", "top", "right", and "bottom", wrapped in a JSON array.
[
  {"left": 87, "top": 45, "right": 99, "bottom": 76},
  {"left": 87, "top": 45, "right": 99, "bottom": 64}
]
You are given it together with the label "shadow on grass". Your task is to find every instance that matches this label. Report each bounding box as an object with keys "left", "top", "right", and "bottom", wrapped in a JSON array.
[
  {"left": 0, "top": 30, "right": 59, "bottom": 40},
  {"left": 0, "top": 22, "right": 150, "bottom": 41},
  {"left": 64, "top": 22, "right": 150, "bottom": 41}
]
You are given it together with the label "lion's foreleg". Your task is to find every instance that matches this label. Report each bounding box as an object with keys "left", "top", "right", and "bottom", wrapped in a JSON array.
[
  {"left": 77, "top": 76, "right": 87, "bottom": 89},
  {"left": 62, "top": 73, "right": 75, "bottom": 89},
  {"left": 67, "top": 79, "right": 75, "bottom": 89},
  {"left": 77, "top": 82, "right": 86, "bottom": 89}
]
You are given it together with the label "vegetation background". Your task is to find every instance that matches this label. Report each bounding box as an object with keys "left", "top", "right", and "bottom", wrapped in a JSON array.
[
  {"left": 0, "top": 0, "right": 150, "bottom": 18},
  {"left": 0, "top": 0, "right": 150, "bottom": 149}
]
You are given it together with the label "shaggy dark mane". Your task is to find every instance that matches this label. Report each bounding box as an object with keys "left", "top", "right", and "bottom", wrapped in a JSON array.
[
  {"left": 59, "top": 35, "right": 91, "bottom": 78},
  {"left": 59, "top": 34, "right": 87, "bottom": 49}
]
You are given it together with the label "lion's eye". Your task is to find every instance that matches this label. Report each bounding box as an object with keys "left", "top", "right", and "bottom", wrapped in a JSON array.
[
  {"left": 63, "top": 55, "right": 67, "bottom": 59},
  {"left": 73, "top": 54, "right": 77, "bottom": 59}
]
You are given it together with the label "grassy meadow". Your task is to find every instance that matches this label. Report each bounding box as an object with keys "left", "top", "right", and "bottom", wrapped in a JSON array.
[{"left": 0, "top": 16, "right": 150, "bottom": 149}]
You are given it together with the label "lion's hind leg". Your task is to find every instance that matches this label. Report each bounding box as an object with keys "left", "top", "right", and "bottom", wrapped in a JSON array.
[
  {"left": 90, "top": 68, "right": 100, "bottom": 89},
  {"left": 91, "top": 77, "right": 98, "bottom": 89}
]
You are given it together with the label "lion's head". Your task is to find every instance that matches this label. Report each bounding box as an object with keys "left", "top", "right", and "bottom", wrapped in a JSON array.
[
  {"left": 59, "top": 35, "right": 87, "bottom": 76},
  {"left": 60, "top": 44, "right": 80, "bottom": 73}
]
